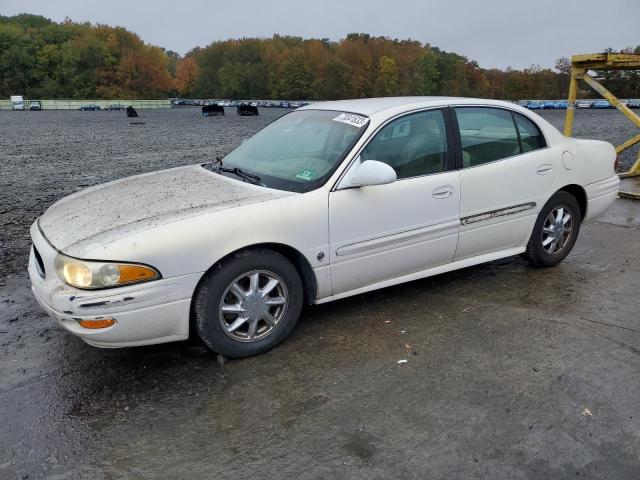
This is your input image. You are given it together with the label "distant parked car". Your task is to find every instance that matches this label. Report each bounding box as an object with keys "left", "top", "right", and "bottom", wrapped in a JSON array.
[
  {"left": 79, "top": 104, "right": 101, "bottom": 111},
  {"left": 591, "top": 100, "right": 612, "bottom": 109},
  {"left": 29, "top": 100, "right": 42, "bottom": 111},
  {"left": 105, "top": 104, "right": 125, "bottom": 111},
  {"left": 29, "top": 97, "right": 619, "bottom": 358},
  {"left": 626, "top": 99, "right": 640, "bottom": 109},
  {"left": 542, "top": 101, "right": 556, "bottom": 109},
  {"left": 526, "top": 101, "right": 543, "bottom": 110},
  {"left": 575, "top": 100, "right": 592, "bottom": 109},
  {"left": 557, "top": 100, "right": 568, "bottom": 109}
]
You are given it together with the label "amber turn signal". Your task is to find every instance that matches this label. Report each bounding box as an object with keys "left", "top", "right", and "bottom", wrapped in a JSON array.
[
  {"left": 118, "top": 265, "right": 158, "bottom": 283},
  {"left": 78, "top": 318, "right": 116, "bottom": 329}
]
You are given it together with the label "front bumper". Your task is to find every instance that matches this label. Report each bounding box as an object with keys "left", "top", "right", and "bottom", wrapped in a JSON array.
[{"left": 28, "top": 221, "right": 202, "bottom": 348}]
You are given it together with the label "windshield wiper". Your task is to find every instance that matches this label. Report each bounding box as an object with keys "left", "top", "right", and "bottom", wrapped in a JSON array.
[
  {"left": 206, "top": 156, "right": 262, "bottom": 185},
  {"left": 224, "top": 167, "right": 262, "bottom": 184}
]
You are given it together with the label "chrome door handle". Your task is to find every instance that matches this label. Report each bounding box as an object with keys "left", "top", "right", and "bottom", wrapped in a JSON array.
[
  {"left": 536, "top": 164, "right": 553, "bottom": 175},
  {"left": 432, "top": 186, "right": 454, "bottom": 199}
]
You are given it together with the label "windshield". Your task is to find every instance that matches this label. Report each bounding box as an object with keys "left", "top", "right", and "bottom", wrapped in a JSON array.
[{"left": 220, "top": 110, "right": 369, "bottom": 192}]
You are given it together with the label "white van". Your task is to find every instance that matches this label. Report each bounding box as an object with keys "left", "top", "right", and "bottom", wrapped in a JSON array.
[{"left": 10, "top": 95, "right": 24, "bottom": 110}]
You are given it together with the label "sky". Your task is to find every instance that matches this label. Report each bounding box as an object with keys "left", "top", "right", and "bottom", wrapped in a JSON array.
[{"left": 2, "top": 0, "right": 639, "bottom": 70}]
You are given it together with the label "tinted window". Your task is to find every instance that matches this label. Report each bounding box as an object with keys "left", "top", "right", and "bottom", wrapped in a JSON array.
[
  {"left": 514, "top": 113, "right": 544, "bottom": 153},
  {"left": 455, "top": 107, "right": 520, "bottom": 167},
  {"left": 361, "top": 110, "right": 447, "bottom": 179}
]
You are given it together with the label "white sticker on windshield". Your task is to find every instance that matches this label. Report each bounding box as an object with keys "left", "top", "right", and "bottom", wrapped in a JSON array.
[{"left": 333, "top": 113, "right": 368, "bottom": 128}]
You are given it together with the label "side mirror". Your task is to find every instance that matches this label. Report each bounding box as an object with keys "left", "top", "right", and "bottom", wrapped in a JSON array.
[{"left": 342, "top": 159, "right": 397, "bottom": 188}]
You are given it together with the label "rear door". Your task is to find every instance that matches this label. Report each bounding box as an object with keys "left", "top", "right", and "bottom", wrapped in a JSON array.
[{"left": 452, "top": 106, "right": 560, "bottom": 260}]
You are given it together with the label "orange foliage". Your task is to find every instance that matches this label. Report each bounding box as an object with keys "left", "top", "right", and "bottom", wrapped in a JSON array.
[{"left": 174, "top": 57, "right": 199, "bottom": 95}]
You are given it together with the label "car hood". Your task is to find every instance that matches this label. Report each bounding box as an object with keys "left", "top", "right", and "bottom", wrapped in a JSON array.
[{"left": 38, "top": 165, "right": 292, "bottom": 253}]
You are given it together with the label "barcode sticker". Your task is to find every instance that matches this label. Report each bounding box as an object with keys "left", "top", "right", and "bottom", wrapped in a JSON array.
[{"left": 333, "top": 113, "right": 368, "bottom": 128}]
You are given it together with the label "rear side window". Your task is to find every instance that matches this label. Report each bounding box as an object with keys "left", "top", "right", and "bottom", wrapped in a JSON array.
[
  {"left": 514, "top": 113, "right": 545, "bottom": 153},
  {"left": 455, "top": 107, "right": 520, "bottom": 167}
]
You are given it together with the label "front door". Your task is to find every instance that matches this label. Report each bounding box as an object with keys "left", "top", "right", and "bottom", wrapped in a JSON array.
[{"left": 328, "top": 108, "right": 460, "bottom": 295}]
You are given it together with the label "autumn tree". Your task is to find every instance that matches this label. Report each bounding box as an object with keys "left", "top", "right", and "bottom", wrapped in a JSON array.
[
  {"left": 336, "top": 34, "right": 373, "bottom": 97},
  {"left": 0, "top": 14, "right": 174, "bottom": 99},
  {"left": 3, "top": 14, "right": 638, "bottom": 101},
  {"left": 174, "top": 57, "right": 198, "bottom": 96}
]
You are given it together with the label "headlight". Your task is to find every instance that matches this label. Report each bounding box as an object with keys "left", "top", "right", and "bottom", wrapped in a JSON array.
[{"left": 54, "top": 254, "right": 161, "bottom": 289}]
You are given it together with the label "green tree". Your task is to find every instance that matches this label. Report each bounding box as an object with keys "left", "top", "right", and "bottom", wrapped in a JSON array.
[
  {"left": 373, "top": 56, "right": 398, "bottom": 96},
  {"left": 164, "top": 49, "right": 181, "bottom": 77},
  {"left": 413, "top": 49, "right": 439, "bottom": 95},
  {"left": 321, "top": 58, "right": 353, "bottom": 99},
  {"left": 218, "top": 63, "right": 248, "bottom": 98},
  {"left": 436, "top": 52, "right": 469, "bottom": 96},
  {"left": 56, "top": 34, "right": 110, "bottom": 97},
  {"left": 273, "top": 51, "right": 314, "bottom": 99},
  {"left": 0, "top": 45, "right": 35, "bottom": 94}
]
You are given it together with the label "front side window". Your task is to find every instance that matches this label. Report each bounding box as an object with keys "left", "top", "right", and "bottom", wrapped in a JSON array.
[
  {"left": 361, "top": 109, "right": 447, "bottom": 179},
  {"left": 220, "top": 110, "right": 368, "bottom": 192}
]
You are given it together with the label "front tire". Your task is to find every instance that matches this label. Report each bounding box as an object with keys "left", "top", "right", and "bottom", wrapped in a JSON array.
[
  {"left": 193, "top": 249, "right": 303, "bottom": 358},
  {"left": 523, "top": 191, "right": 581, "bottom": 267}
]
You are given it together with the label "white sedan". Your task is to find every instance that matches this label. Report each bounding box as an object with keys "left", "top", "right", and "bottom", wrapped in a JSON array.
[{"left": 29, "top": 97, "right": 620, "bottom": 357}]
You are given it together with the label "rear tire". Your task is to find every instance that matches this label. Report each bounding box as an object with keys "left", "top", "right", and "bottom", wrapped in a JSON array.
[
  {"left": 522, "top": 191, "right": 581, "bottom": 267},
  {"left": 193, "top": 249, "right": 303, "bottom": 358}
]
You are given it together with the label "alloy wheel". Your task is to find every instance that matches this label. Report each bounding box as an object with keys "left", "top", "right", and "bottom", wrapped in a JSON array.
[
  {"left": 541, "top": 205, "right": 574, "bottom": 255},
  {"left": 218, "top": 270, "right": 288, "bottom": 342}
]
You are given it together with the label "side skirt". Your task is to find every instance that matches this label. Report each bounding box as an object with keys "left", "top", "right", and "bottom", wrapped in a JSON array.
[{"left": 314, "top": 247, "right": 525, "bottom": 305}]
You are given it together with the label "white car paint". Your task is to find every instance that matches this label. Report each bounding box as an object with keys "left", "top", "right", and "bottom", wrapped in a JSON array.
[
  {"left": 329, "top": 167, "right": 461, "bottom": 294},
  {"left": 29, "top": 97, "right": 620, "bottom": 348}
]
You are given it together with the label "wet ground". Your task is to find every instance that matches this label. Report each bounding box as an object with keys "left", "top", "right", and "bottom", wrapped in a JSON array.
[{"left": 1, "top": 107, "right": 639, "bottom": 479}]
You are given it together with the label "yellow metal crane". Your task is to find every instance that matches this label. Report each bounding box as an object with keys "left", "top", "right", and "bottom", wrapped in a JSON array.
[{"left": 564, "top": 53, "right": 640, "bottom": 199}]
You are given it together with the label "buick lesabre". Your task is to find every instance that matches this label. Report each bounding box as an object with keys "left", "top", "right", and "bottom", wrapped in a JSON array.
[{"left": 29, "top": 97, "right": 620, "bottom": 357}]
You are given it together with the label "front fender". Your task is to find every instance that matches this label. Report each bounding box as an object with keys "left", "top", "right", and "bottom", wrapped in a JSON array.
[{"left": 72, "top": 188, "right": 331, "bottom": 294}]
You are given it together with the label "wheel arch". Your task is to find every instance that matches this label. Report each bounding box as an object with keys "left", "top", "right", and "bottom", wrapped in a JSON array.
[
  {"left": 188, "top": 242, "right": 318, "bottom": 338},
  {"left": 557, "top": 184, "right": 587, "bottom": 221}
]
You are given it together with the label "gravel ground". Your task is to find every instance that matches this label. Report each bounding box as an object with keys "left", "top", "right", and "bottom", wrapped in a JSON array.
[
  {"left": 0, "top": 106, "right": 639, "bottom": 479},
  {"left": 0, "top": 107, "right": 286, "bottom": 280}
]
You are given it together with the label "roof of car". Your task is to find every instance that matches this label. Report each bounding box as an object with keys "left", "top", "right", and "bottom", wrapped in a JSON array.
[{"left": 298, "top": 96, "right": 516, "bottom": 116}]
